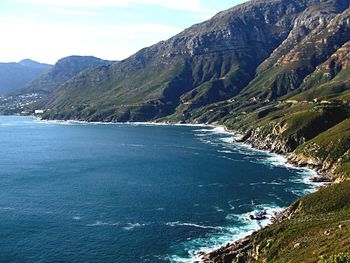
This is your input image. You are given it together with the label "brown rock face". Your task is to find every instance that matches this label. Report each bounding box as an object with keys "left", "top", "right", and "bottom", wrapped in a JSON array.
[{"left": 316, "top": 41, "right": 350, "bottom": 73}]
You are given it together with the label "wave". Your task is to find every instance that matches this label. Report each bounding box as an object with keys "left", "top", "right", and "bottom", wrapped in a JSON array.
[
  {"left": 219, "top": 137, "right": 235, "bottom": 144},
  {"left": 125, "top": 122, "right": 211, "bottom": 128},
  {"left": 194, "top": 126, "right": 235, "bottom": 136},
  {"left": 123, "top": 223, "right": 147, "bottom": 231},
  {"left": 167, "top": 204, "right": 284, "bottom": 262},
  {"left": 121, "top": 143, "right": 145, "bottom": 147},
  {"left": 0, "top": 123, "right": 15, "bottom": 126},
  {"left": 86, "top": 221, "right": 120, "bottom": 227},
  {"left": 213, "top": 206, "right": 225, "bottom": 212},
  {"left": 218, "top": 155, "right": 245, "bottom": 163},
  {"left": 0, "top": 207, "right": 15, "bottom": 211},
  {"left": 194, "top": 133, "right": 208, "bottom": 137},
  {"left": 166, "top": 222, "right": 222, "bottom": 231},
  {"left": 197, "top": 182, "right": 224, "bottom": 188},
  {"left": 86, "top": 221, "right": 147, "bottom": 231},
  {"left": 217, "top": 150, "right": 234, "bottom": 154},
  {"left": 193, "top": 128, "right": 216, "bottom": 133},
  {"left": 249, "top": 181, "right": 285, "bottom": 186}
]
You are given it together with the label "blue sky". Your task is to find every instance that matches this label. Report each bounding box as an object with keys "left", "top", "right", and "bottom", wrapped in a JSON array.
[{"left": 0, "top": 0, "right": 247, "bottom": 64}]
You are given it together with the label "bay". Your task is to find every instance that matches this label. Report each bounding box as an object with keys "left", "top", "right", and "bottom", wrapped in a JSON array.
[{"left": 0, "top": 116, "right": 316, "bottom": 262}]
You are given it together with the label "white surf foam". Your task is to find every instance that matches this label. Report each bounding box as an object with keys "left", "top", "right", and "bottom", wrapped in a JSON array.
[
  {"left": 213, "top": 206, "right": 225, "bottom": 212},
  {"left": 167, "top": 203, "right": 284, "bottom": 263},
  {"left": 86, "top": 221, "right": 120, "bottom": 227},
  {"left": 166, "top": 221, "right": 222, "bottom": 231},
  {"left": 217, "top": 150, "right": 234, "bottom": 154},
  {"left": 123, "top": 223, "right": 146, "bottom": 231}
]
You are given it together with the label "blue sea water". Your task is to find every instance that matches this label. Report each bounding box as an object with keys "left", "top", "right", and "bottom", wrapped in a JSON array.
[{"left": 0, "top": 116, "right": 318, "bottom": 262}]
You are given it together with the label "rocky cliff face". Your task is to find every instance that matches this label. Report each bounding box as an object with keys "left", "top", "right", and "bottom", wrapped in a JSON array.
[{"left": 319, "top": 41, "right": 350, "bottom": 71}]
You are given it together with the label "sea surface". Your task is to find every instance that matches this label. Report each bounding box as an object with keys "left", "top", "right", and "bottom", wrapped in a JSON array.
[{"left": 0, "top": 116, "right": 319, "bottom": 262}]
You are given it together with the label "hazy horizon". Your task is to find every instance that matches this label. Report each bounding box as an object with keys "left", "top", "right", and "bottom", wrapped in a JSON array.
[{"left": 1, "top": 0, "right": 247, "bottom": 64}]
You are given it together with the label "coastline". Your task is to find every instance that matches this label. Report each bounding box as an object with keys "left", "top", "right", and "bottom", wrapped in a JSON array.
[
  {"left": 198, "top": 124, "right": 334, "bottom": 263},
  {"left": 32, "top": 116, "right": 331, "bottom": 262}
]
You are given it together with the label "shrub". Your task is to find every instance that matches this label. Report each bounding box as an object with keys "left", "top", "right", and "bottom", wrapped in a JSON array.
[{"left": 319, "top": 252, "right": 350, "bottom": 263}]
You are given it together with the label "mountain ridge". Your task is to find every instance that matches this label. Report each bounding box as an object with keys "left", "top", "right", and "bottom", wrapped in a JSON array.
[
  {"left": 38, "top": 0, "right": 323, "bottom": 122},
  {"left": 14, "top": 55, "right": 115, "bottom": 96},
  {"left": 0, "top": 59, "right": 51, "bottom": 95}
]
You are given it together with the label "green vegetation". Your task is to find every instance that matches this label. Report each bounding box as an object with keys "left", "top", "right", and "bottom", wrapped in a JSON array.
[
  {"left": 295, "top": 119, "right": 350, "bottom": 178},
  {"left": 319, "top": 252, "right": 350, "bottom": 263},
  {"left": 248, "top": 181, "right": 350, "bottom": 262}
]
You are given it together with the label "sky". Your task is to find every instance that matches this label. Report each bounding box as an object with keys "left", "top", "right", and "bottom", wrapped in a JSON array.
[{"left": 0, "top": 0, "right": 248, "bottom": 64}]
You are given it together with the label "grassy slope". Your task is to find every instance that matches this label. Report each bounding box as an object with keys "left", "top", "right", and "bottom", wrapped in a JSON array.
[
  {"left": 295, "top": 119, "right": 350, "bottom": 178},
  {"left": 293, "top": 67, "right": 350, "bottom": 102},
  {"left": 41, "top": 51, "right": 260, "bottom": 122},
  {"left": 250, "top": 181, "right": 350, "bottom": 262}
]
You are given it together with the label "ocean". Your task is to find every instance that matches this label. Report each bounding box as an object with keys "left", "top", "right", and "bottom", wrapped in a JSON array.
[{"left": 0, "top": 116, "right": 318, "bottom": 262}]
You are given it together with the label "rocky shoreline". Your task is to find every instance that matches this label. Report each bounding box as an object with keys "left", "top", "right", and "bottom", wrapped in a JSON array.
[{"left": 199, "top": 125, "right": 335, "bottom": 263}]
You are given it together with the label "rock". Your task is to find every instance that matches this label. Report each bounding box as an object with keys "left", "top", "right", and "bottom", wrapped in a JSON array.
[
  {"left": 201, "top": 237, "right": 252, "bottom": 263},
  {"left": 236, "top": 253, "right": 245, "bottom": 263},
  {"left": 309, "top": 176, "right": 333, "bottom": 183},
  {"left": 294, "top": 242, "right": 301, "bottom": 249}
]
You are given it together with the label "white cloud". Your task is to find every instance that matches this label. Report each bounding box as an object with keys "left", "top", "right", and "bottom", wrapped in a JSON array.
[
  {"left": 0, "top": 17, "right": 180, "bottom": 64},
  {"left": 13, "top": 0, "right": 205, "bottom": 12}
]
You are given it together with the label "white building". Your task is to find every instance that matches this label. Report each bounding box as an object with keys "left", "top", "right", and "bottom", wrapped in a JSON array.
[{"left": 34, "top": 109, "right": 44, "bottom": 114}]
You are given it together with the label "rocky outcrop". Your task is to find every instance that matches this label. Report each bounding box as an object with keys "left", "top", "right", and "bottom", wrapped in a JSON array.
[
  {"left": 200, "top": 205, "right": 299, "bottom": 263},
  {"left": 241, "top": 125, "right": 299, "bottom": 154},
  {"left": 257, "top": 1, "right": 339, "bottom": 72},
  {"left": 200, "top": 237, "right": 253, "bottom": 263},
  {"left": 316, "top": 41, "right": 350, "bottom": 73}
]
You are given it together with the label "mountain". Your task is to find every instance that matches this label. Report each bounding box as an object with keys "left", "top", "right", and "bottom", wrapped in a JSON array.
[
  {"left": 38, "top": 0, "right": 320, "bottom": 121},
  {"left": 33, "top": 0, "right": 350, "bottom": 261},
  {"left": 15, "top": 56, "right": 114, "bottom": 96},
  {"left": 0, "top": 59, "right": 51, "bottom": 95},
  {"left": 38, "top": 0, "right": 350, "bottom": 123}
]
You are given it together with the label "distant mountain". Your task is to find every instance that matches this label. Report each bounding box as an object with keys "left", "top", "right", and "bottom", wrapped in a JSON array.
[
  {"left": 16, "top": 56, "right": 114, "bottom": 96},
  {"left": 0, "top": 59, "right": 51, "bottom": 95}
]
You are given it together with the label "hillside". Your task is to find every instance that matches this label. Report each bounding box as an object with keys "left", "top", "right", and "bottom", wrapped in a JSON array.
[
  {"left": 31, "top": 0, "right": 350, "bottom": 261},
  {"left": 0, "top": 59, "right": 51, "bottom": 95},
  {"left": 39, "top": 0, "right": 323, "bottom": 121},
  {"left": 15, "top": 56, "right": 114, "bottom": 96}
]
